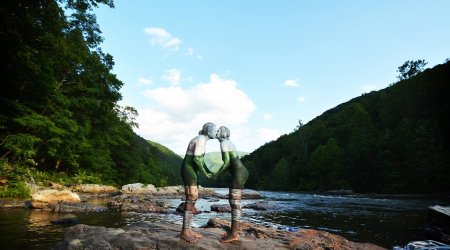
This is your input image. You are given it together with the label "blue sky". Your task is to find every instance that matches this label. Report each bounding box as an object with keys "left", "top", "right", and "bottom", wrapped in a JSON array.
[{"left": 94, "top": 0, "right": 450, "bottom": 155}]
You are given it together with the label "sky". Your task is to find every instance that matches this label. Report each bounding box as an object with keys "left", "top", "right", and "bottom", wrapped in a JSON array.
[{"left": 93, "top": 0, "right": 450, "bottom": 155}]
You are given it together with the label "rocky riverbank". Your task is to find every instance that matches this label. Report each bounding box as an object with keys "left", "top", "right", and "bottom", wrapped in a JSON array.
[
  {"left": 54, "top": 218, "right": 387, "bottom": 250},
  {"left": 0, "top": 183, "right": 390, "bottom": 249}
]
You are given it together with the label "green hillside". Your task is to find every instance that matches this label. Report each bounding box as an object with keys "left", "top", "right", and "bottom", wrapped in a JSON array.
[
  {"left": 0, "top": 0, "right": 182, "bottom": 197},
  {"left": 242, "top": 61, "right": 450, "bottom": 194}
]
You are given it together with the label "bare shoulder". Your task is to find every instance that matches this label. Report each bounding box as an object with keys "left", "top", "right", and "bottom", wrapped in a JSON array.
[{"left": 220, "top": 140, "right": 236, "bottom": 152}]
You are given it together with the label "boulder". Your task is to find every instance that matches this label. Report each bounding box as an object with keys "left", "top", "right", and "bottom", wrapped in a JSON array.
[
  {"left": 121, "top": 183, "right": 157, "bottom": 194},
  {"left": 211, "top": 204, "right": 231, "bottom": 213},
  {"left": 71, "top": 184, "right": 118, "bottom": 194},
  {"left": 244, "top": 201, "right": 277, "bottom": 211},
  {"left": 175, "top": 202, "right": 201, "bottom": 214},
  {"left": 30, "top": 189, "right": 107, "bottom": 212},
  {"left": 108, "top": 194, "right": 169, "bottom": 213},
  {"left": 31, "top": 189, "right": 81, "bottom": 206},
  {"left": 155, "top": 185, "right": 184, "bottom": 195}
]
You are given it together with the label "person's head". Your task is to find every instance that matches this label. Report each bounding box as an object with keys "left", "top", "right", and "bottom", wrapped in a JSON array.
[
  {"left": 199, "top": 122, "right": 217, "bottom": 139},
  {"left": 216, "top": 126, "right": 230, "bottom": 141}
]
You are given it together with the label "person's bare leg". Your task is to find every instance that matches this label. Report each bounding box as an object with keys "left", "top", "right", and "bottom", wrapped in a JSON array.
[
  {"left": 220, "top": 189, "right": 242, "bottom": 243},
  {"left": 180, "top": 186, "right": 202, "bottom": 242}
]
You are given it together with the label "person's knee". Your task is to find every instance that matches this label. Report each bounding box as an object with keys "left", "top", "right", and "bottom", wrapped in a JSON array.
[{"left": 229, "top": 198, "right": 241, "bottom": 209}]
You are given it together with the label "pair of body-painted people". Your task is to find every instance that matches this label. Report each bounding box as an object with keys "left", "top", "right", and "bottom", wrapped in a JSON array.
[{"left": 180, "top": 122, "right": 249, "bottom": 243}]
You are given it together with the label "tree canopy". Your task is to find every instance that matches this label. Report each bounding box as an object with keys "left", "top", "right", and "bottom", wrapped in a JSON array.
[
  {"left": 242, "top": 61, "right": 450, "bottom": 194},
  {"left": 0, "top": 0, "right": 182, "bottom": 189}
]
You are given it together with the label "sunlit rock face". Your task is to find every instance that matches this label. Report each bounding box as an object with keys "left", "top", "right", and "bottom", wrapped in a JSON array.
[{"left": 31, "top": 189, "right": 81, "bottom": 207}]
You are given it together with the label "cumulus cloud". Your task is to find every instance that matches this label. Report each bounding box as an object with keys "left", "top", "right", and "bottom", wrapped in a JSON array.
[
  {"left": 162, "top": 68, "right": 182, "bottom": 86},
  {"left": 284, "top": 79, "right": 299, "bottom": 87},
  {"left": 255, "top": 128, "right": 281, "bottom": 142},
  {"left": 137, "top": 77, "right": 152, "bottom": 86},
  {"left": 263, "top": 114, "right": 273, "bottom": 120},
  {"left": 298, "top": 96, "right": 306, "bottom": 102},
  {"left": 185, "top": 47, "right": 203, "bottom": 60},
  {"left": 144, "top": 27, "right": 181, "bottom": 51},
  {"left": 136, "top": 74, "right": 256, "bottom": 154}
]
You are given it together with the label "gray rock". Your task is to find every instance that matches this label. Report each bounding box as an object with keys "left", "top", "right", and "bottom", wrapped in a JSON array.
[{"left": 54, "top": 218, "right": 387, "bottom": 250}]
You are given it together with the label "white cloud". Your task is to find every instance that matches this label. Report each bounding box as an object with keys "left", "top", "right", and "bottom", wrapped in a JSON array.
[
  {"left": 263, "top": 114, "right": 273, "bottom": 120},
  {"left": 144, "top": 27, "right": 181, "bottom": 51},
  {"left": 137, "top": 77, "right": 152, "bottom": 86},
  {"left": 137, "top": 74, "right": 256, "bottom": 154},
  {"left": 284, "top": 79, "right": 299, "bottom": 87},
  {"left": 185, "top": 47, "right": 203, "bottom": 60},
  {"left": 162, "top": 68, "right": 182, "bottom": 86},
  {"left": 363, "top": 84, "right": 377, "bottom": 93},
  {"left": 255, "top": 128, "right": 281, "bottom": 142},
  {"left": 298, "top": 96, "right": 306, "bottom": 102}
]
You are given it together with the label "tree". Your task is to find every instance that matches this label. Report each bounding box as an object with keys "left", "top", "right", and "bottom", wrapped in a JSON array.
[{"left": 397, "top": 60, "right": 428, "bottom": 81}]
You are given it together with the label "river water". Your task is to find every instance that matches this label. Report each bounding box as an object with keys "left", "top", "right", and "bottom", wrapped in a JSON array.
[{"left": 0, "top": 189, "right": 448, "bottom": 249}]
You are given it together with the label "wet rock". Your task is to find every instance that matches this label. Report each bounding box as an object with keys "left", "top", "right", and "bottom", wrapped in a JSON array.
[
  {"left": 244, "top": 201, "right": 277, "bottom": 211},
  {"left": 211, "top": 204, "right": 231, "bottom": 213},
  {"left": 176, "top": 202, "right": 202, "bottom": 214},
  {"left": 51, "top": 217, "right": 79, "bottom": 226},
  {"left": 108, "top": 194, "right": 169, "bottom": 213},
  {"left": 205, "top": 218, "right": 387, "bottom": 250},
  {"left": 71, "top": 184, "right": 118, "bottom": 194},
  {"left": 34, "top": 201, "right": 107, "bottom": 212},
  {"left": 289, "top": 228, "right": 385, "bottom": 250}
]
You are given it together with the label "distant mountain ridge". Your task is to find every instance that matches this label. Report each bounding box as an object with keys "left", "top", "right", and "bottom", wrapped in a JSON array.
[{"left": 241, "top": 61, "right": 450, "bottom": 194}]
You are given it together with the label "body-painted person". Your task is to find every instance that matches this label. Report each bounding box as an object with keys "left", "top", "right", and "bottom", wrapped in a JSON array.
[
  {"left": 179, "top": 122, "right": 216, "bottom": 243},
  {"left": 213, "top": 126, "right": 249, "bottom": 243}
]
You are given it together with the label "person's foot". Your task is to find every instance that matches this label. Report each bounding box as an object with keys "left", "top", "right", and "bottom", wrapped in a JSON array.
[
  {"left": 219, "top": 233, "right": 239, "bottom": 243},
  {"left": 180, "top": 232, "right": 199, "bottom": 243}
]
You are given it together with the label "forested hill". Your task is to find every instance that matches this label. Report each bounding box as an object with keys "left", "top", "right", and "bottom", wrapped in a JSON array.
[
  {"left": 242, "top": 61, "right": 450, "bottom": 194},
  {"left": 0, "top": 0, "right": 182, "bottom": 193}
]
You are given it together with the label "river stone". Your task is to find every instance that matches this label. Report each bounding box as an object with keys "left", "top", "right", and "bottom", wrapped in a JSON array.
[
  {"left": 108, "top": 194, "right": 169, "bottom": 213},
  {"left": 244, "top": 201, "right": 277, "bottom": 211},
  {"left": 121, "top": 183, "right": 157, "bottom": 194},
  {"left": 31, "top": 189, "right": 81, "bottom": 205},
  {"left": 71, "top": 184, "right": 118, "bottom": 194},
  {"left": 211, "top": 204, "right": 231, "bottom": 213}
]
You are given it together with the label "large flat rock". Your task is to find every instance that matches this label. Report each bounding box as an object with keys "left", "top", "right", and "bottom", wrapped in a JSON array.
[{"left": 54, "top": 218, "right": 387, "bottom": 250}]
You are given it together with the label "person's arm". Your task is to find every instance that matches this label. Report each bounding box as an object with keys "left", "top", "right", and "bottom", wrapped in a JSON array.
[
  {"left": 214, "top": 150, "right": 231, "bottom": 179},
  {"left": 193, "top": 155, "right": 214, "bottom": 178}
]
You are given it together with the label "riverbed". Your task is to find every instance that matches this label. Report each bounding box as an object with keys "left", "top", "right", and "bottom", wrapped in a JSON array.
[{"left": 0, "top": 188, "right": 448, "bottom": 249}]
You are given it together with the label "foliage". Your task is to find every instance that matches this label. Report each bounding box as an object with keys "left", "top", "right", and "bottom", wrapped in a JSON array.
[
  {"left": 0, "top": 160, "right": 31, "bottom": 198},
  {"left": 397, "top": 59, "right": 428, "bottom": 80},
  {"left": 243, "top": 60, "right": 450, "bottom": 194},
  {"left": 0, "top": 0, "right": 182, "bottom": 196}
]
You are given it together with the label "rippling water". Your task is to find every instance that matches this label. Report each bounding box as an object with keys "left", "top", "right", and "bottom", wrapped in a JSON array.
[{"left": 0, "top": 189, "right": 448, "bottom": 249}]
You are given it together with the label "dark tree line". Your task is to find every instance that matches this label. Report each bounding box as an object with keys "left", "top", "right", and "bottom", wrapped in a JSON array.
[
  {"left": 0, "top": 0, "right": 182, "bottom": 187},
  {"left": 242, "top": 61, "right": 450, "bottom": 194}
]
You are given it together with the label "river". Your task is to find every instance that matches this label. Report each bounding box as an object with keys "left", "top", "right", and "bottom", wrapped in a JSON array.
[{"left": 0, "top": 188, "right": 448, "bottom": 249}]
